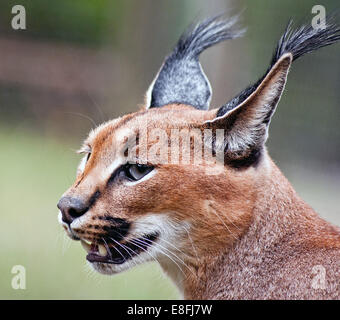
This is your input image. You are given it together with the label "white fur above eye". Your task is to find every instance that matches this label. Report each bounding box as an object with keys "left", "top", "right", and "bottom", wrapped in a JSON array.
[
  {"left": 100, "top": 158, "right": 125, "bottom": 181},
  {"left": 77, "top": 154, "right": 88, "bottom": 173}
]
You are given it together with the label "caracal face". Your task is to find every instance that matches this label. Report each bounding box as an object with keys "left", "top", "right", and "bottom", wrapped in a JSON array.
[{"left": 57, "top": 104, "right": 255, "bottom": 275}]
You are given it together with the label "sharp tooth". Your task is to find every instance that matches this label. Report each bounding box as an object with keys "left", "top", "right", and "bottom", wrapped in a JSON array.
[
  {"left": 80, "top": 240, "right": 91, "bottom": 253},
  {"left": 98, "top": 244, "right": 107, "bottom": 257}
]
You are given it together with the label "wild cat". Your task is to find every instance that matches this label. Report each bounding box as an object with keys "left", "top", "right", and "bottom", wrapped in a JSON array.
[{"left": 58, "top": 15, "right": 340, "bottom": 299}]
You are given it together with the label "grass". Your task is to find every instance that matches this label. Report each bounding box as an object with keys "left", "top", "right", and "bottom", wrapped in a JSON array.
[{"left": 0, "top": 127, "right": 179, "bottom": 299}]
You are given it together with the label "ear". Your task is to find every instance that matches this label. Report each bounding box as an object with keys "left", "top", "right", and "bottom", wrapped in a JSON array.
[
  {"left": 145, "top": 15, "right": 244, "bottom": 110},
  {"left": 203, "top": 17, "right": 340, "bottom": 168},
  {"left": 205, "top": 53, "right": 292, "bottom": 166}
]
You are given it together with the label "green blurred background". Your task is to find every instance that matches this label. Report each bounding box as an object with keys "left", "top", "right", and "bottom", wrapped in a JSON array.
[{"left": 0, "top": 0, "right": 339, "bottom": 299}]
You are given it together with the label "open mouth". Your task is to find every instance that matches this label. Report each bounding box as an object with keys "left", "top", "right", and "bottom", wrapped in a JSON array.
[{"left": 81, "top": 232, "right": 159, "bottom": 265}]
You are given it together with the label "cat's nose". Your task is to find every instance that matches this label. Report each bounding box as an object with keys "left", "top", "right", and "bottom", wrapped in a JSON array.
[{"left": 57, "top": 196, "right": 89, "bottom": 224}]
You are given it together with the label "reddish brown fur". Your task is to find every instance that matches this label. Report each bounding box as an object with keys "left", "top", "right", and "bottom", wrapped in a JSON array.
[
  {"left": 57, "top": 16, "right": 340, "bottom": 299},
  {"left": 59, "top": 102, "right": 340, "bottom": 299}
]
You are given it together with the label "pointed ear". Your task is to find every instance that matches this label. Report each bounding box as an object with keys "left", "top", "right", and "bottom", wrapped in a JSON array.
[
  {"left": 205, "top": 53, "right": 292, "bottom": 165},
  {"left": 203, "top": 17, "right": 340, "bottom": 168},
  {"left": 145, "top": 15, "right": 244, "bottom": 110}
]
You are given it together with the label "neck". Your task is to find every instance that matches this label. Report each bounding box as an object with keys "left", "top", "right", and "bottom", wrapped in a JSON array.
[{"left": 163, "top": 156, "right": 336, "bottom": 299}]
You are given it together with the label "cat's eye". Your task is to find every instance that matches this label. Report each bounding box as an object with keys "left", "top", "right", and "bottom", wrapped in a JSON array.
[{"left": 124, "top": 163, "right": 154, "bottom": 181}]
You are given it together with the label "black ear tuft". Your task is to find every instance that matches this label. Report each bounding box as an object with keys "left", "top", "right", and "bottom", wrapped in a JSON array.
[
  {"left": 217, "top": 17, "right": 340, "bottom": 117},
  {"left": 146, "top": 14, "right": 244, "bottom": 110},
  {"left": 206, "top": 17, "right": 340, "bottom": 169},
  {"left": 205, "top": 53, "right": 292, "bottom": 168},
  {"left": 272, "top": 18, "right": 340, "bottom": 64}
]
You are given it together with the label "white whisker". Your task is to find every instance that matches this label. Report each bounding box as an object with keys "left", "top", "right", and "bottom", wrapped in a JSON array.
[{"left": 133, "top": 238, "right": 187, "bottom": 277}]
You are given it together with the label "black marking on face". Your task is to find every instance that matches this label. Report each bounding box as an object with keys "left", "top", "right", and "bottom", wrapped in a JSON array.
[
  {"left": 88, "top": 189, "right": 101, "bottom": 210},
  {"left": 101, "top": 216, "right": 131, "bottom": 242},
  {"left": 86, "top": 232, "right": 159, "bottom": 265}
]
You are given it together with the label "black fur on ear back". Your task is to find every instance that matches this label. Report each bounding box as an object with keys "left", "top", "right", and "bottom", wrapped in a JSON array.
[
  {"left": 217, "top": 18, "right": 340, "bottom": 117},
  {"left": 147, "top": 14, "right": 244, "bottom": 110}
]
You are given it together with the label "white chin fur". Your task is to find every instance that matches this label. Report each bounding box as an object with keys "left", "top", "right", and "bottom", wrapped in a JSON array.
[
  {"left": 83, "top": 214, "right": 188, "bottom": 298},
  {"left": 87, "top": 213, "right": 190, "bottom": 280},
  {"left": 87, "top": 245, "right": 156, "bottom": 275}
]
